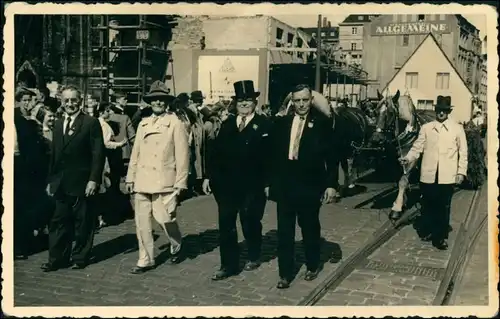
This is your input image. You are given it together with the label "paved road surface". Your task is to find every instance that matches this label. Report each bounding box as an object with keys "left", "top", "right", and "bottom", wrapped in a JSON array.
[
  {"left": 450, "top": 185, "right": 490, "bottom": 306},
  {"left": 315, "top": 186, "right": 487, "bottom": 306},
  {"left": 14, "top": 181, "right": 395, "bottom": 306}
]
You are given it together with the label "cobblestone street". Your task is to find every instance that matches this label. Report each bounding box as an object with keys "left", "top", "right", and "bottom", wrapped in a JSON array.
[
  {"left": 314, "top": 185, "right": 488, "bottom": 306},
  {"left": 14, "top": 181, "right": 395, "bottom": 306}
]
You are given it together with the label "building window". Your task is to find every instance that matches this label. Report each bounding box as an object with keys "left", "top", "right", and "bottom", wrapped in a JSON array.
[
  {"left": 405, "top": 72, "right": 419, "bottom": 88},
  {"left": 352, "top": 27, "right": 358, "bottom": 35},
  {"left": 436, "top": 72, "right": 450, "bottom": 89},
  {"left": 321, "top": 32, "right": 326, "bottom": 37},
  {"left": 276, "top": 27, "right": 283, "bottom": 41},
  {"left": 297, "top": 38, "right": 303, "bottom": 47},
  {"left": 351, "top": 42, "right": 357, "bottom": 50},
  {"left": 418, "top": 14, "right": 425, "bottom": 21},
  {"left": 287, "top": 33, "right": 294, "bottom": 45},
  {"left": 330, "top": 32, "right": 336, "bottom": 37},
  {"left": 417, "top": 100, "right": 434, "bottom": 110},
  {"left": 403, "top": 35, "right": 409, "bottom": 46}
]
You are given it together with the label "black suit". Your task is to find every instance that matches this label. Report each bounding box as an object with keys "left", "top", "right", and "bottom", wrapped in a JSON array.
[
  {"left": 269, "top": 112, "right": 339, "bottom": 280},
  {"left": 206, "top": 113, "right": 271, "bottom": 271},
  {"left": 47, "top": 112, "right": 105, "bottom": 266}
]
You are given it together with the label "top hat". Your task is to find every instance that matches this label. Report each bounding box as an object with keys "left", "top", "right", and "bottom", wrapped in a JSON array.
[
  {"left": 435, "top": 95, "right": 452, "bottom": 110},
  {"left": 143, "top": 81, "right": 175, "bottom": 104},
  {"left": 232, "top": 80, "right": 260, "bottom": 99},
  {"left": 190, "top": 90, "right": 204, "bottom": 102}
]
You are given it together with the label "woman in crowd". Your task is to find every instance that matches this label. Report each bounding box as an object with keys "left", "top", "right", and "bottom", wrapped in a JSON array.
[{"left": 94, "top": 102, "right": 128, "bottom": 228}]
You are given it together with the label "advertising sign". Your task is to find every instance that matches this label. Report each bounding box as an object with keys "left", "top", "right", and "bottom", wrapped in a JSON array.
[
  {"left": 370, "top": 21, "right": 451, "bottom": 36},
  {"left": 198, "top": 55, "right": 260, "bottom": 98}
]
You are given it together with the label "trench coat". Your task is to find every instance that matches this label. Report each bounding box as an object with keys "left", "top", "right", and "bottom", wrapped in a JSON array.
[
  {"left": 125, "top": 113, "right": 190, "bottom": 194},
  {"left": 406, "top": 119, "right": 468, "bottom": 184}
]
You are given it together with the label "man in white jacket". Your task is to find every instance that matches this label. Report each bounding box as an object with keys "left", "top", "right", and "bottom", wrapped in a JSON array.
[{"left": 400, "top": 96, "right": 468, "bottom": 250}]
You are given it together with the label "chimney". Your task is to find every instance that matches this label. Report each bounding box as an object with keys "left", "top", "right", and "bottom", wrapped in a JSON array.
[
  {"left": 323, "top": 17, "right": 327, "bottom": 27},
  {"left": 328, "top": 21, "right": 332, "bottom": 28}
]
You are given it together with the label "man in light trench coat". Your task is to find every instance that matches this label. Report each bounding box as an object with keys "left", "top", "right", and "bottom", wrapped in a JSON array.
[{"left": 125, "top": 81, "right": 190, "bottom": 274}]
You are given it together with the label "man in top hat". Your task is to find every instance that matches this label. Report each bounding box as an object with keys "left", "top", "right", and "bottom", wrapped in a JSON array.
[
  {"left": 125, "top": 80, "right": 190, "bottom": 274},
  {"left": 202, "top": 80, "right": 272, "bottom": 280},
  {"left": 267, "top": 84, "right": 339, "bottom": 289},
  {"left": 400, "top": 95, "right": 468, "bottom": 250}
]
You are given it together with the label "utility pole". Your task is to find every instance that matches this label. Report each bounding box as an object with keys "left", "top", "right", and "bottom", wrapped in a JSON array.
[{"left": 315, "top": 14, "right": 322, "bottom": 92}]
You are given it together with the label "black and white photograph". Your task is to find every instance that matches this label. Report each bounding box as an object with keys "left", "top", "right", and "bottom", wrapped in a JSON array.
[{"left": 2, "top": 2, "right": 497, "bottom": 318}]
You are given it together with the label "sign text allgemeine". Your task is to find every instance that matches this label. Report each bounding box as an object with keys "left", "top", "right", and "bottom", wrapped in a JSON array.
[{"left": 371, "top": 22, "right": 450, "bottom": 36}]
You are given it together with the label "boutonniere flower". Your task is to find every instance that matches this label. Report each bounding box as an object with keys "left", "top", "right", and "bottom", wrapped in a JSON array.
[
  {"left": 68, "top": 129, "right": 75, "bottom": 136},
  {"left": 253, "top": 124, "right": 259, "bottom": 130},
  {"left": 308, "top": 122, "right": 314, "bottom": 128}
]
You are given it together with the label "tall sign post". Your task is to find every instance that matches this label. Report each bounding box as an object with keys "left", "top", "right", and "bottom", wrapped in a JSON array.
[{"left": 315, "top": 14, "right": 322, "bottom": 92}]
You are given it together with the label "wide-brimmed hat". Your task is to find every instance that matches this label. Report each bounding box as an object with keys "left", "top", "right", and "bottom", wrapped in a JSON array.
[
  {"left": 232, "top": 80, "right": 260, "bottom": 100},
  {"left": 435, "top": 95, "right": 452, "bottom": 111},
  {"left": 190, "top": 90, "right": 204, "bottom": 102},
  {"left": 15, "top": 86, "right": 37, "bottom": 101},
  {"left": 143, "top": 81, "right": 175, "bottom": 104}
]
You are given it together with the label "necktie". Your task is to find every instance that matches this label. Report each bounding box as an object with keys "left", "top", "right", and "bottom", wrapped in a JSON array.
[
  {"left": 65, "top": 117, "right": 72, "bottom": 135},
  {"left": 238, "top": 116, "right": 247, "bottom": 132},
  {"left": 292, "top": 117, "right": 305, "bottom": 160}
]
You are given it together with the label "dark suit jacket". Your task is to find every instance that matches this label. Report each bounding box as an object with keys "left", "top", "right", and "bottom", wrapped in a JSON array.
[
  {"left": 205, "top": 113, "right": 272, "bottom": 193},
  {"left": 48, "top": 113, "right": 105, "bottom": 196},
  {"left": 269, "top": 112, "right": 339, "bottom": 200}
]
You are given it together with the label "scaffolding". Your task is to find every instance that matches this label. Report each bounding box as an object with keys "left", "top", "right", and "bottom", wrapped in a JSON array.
[{"left": 88, "top": 15, "right": 174, "bottom": 105}]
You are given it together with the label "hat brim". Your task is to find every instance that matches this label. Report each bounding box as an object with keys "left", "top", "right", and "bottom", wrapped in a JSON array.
[
  {"left": 143, "top": 93, "right": 176, "bottom": 104},
  {"left": 231, "top": 92, "right": 261, "bottom": 99}
]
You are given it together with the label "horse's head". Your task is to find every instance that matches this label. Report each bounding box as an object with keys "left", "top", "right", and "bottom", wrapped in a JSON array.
[{"left": 371, "top": 89, "right": 400, "bottom": 145}]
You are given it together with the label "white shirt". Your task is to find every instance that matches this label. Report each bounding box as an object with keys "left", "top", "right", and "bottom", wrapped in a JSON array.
[
  {"left": 99, "top": 117, "right": 123, "bottom": 149},
  {"left": 64, "top": 111, "right": 81, "bottom": 134},
  {"left": 406, "top": 119, "right": 468, "bottom": 184},
  {"left": 288, "top": 115, "right": 307, "bottom": 160},
  {"left": 236, "top": 112, "right": 255, "bottom": 129}
]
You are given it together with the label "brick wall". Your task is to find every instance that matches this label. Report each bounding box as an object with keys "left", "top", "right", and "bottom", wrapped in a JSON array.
[{"left": 168, "top": 17, "right": 205, "bottom": 50}]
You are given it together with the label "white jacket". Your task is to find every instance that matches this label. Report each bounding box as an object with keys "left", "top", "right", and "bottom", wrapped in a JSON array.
[{"left": 406, "top": 119, "right": 468, "bottom": 184}]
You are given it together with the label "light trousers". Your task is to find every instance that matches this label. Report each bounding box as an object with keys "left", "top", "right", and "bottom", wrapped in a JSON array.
[{"left": 134, "top": 192, "right": 183, "bottom": 267}]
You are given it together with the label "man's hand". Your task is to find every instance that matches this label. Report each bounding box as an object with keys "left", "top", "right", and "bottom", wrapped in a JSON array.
[
  {"left": 455, "top": 174, "right": 465, "bottom": 185},
  {"left": 202, "top": 179, "right": 211, "bottom": 195},
  {"left": 125, "top": 182, "right": 134, "bottom": 194},
  {"left": 322, "top": 188, "right": 337, "bottom": 204},
  {"left": 398, "top": 157, "right": 409, "bottom": 165},
  {"left": 46, "top": 184, "right": 53, "bottom": 197},
  {"left": 264, "top": 187, "right": 270, "bottom": 198},
  {"left": 85, "top": 181, "right": 98, "bottom": 197}
]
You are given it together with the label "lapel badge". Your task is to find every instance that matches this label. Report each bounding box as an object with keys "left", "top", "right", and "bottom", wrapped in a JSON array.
[
  {"left": 253, "top": 124, "right": 259, "bottom": 130},
  {"left": 308, "top": 122, "right": 314, "bottom": 128}
]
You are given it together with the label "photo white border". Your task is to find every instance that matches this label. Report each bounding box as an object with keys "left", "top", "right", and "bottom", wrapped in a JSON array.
[{"left": 2, "top": 2, "right": 498, "bottom": 318}]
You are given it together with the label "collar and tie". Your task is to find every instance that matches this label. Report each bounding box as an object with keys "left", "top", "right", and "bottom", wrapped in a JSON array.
[
  {"left": 291, "top": 116, "right": 306, "bottom": 160},
  {"left": 238, "top": 116, "right": 247, "bottom": 132},
  {"left": 64, "top": 116, "right": 73, "bottom": 135}
]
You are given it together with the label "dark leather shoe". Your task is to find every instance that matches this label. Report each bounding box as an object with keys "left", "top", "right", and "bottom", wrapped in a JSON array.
[
  {"left": 168, "top": 251, "right": 185, "bottom": 265},
  {"left": 243, "top": 261, "right": 260, "bottom": 271},
  {"left": 71, "top": 263, "right": 87, "bottom": 270},
  {"left": 433, "top": 239, "right": 448, "bottom": 250},
  {"left": 41, "top": 262, "right": 68, "bottom": 272},
  {"left": 130, "top": 265, "right": 155, "bottom": 274},
  {"left": 211, "top": 268, "right": 238, "bottom": 281},
  {"left": 304, "top": 269, "right": 320, "bottom": 281},
  {"left": 276, "top": 278, "right": 290, "bottom": 289}
]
